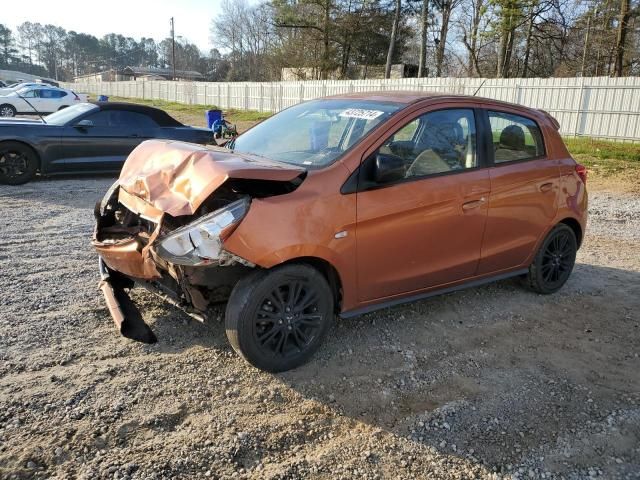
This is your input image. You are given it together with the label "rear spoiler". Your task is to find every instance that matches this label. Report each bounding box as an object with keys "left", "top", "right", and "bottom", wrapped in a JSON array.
[{"left": 538, "top": 109, "right": 561, "bottom": 130}]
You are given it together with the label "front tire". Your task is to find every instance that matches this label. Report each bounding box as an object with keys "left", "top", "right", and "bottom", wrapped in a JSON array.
[
  {"left": 0, "top": 104, "right": 16, "bottom": 117},
  {"left": 524, "top": 224, "right": 577, "bottom": 294},
  {"left": 225, "top": 264, "right": 334, "bottom": 372},
  {"left": 0, "top": 142, "right": 39, "bottom": 185}
]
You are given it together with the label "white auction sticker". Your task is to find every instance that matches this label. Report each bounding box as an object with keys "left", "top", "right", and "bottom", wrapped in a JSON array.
[{"left": 339, "top": 109, "right": 384, "bottom": 120}]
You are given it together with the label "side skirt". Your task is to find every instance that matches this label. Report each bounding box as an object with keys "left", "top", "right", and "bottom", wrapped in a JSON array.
[{"left": 340, "top": 268, "right": 528, "bottom": 319}]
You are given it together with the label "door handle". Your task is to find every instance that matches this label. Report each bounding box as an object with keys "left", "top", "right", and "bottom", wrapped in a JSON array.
[
  {"left": 539, "top": 182, "right": 554, "bottom": 192},
  {"left": 462, "top": 197, "right": 486, "bottom": 211},
  {"left": 130, "top": 134, "right": 140, "bottom": 138}
]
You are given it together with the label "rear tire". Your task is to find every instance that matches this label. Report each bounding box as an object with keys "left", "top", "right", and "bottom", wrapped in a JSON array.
[
  {"left": 524, "top": 224, "right": 577, "bottom": 294},
  {"left": 225, "top": 264, "right": 334, "bottom": 372},
  {"left": 0, "top": 104, "right": 16, "bottom": 117},
  {"left": 0, "top": 142, "right": 39, "bottom": 185}
]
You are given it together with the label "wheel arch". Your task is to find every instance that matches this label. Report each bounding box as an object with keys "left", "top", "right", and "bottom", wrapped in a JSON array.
[
  {"left": 0, "top": 139, "right": 42, "bottom": 171},
  {"left": 559, "top": 217, "right": 583, "bottom": 248},
  {"left": 279, "top": 256, "right": 343, "bottom": 313},
  {"left": 0, "top": 103, "right": 17, "bottom": 115}
]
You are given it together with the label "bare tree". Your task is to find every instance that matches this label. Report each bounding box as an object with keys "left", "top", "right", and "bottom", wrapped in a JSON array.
[
  {"left": 460, "top": 0, "right": 488, "bottom": 76},
  {"left": 434, "top": 0, "right": 463, "bottom": 76},
  {"left": 418, "top": 0, "right": 429, "bottom": 76},
  {"left": 385, "top": 0, "right": 402, "bottom": 78},
  {"left": 614, "top": 0, "right": 632, "bottom": 75}
]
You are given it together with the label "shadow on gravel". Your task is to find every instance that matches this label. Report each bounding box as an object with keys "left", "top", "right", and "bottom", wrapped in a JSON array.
[
  {"left": 267, "top": 263, "right": 640, "bottom": 476},
  {"left": 89, "top": 258, "right": 639, "bottom": 476}
]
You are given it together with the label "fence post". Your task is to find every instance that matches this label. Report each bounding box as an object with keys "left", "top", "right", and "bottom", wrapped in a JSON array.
[
  {"left": 279, "top": 83, "right": 284, "bottom": 111},
  {"left": 573, "top": 79, "right": 585, "bottom": 138},
  {"left": 259, "top": 84, "right": 264, "bottom": 112}
]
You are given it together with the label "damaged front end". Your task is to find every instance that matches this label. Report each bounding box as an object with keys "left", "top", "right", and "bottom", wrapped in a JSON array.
[{"left": 92, "top": 140, "right": 305, "bottom": 342}]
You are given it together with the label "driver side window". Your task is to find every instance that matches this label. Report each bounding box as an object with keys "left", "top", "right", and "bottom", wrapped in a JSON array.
[
  {"left": 21, "top": 89, "right": 38, "bottom": 98},
  {"left": 380, "top": 108, "right": 477, "bottom": 180}
]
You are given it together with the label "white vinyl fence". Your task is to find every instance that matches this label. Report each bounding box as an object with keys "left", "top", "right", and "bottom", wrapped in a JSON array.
[{"left": 65, "top": 76, "right": 640, "bottom": 141}]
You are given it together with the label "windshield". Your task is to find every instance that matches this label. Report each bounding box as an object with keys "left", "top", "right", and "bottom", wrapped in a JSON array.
[
  {"left": 231, "top": 99, "right": 402, "bottom": 167},
  {"left": 45, "top": 103, "right": 98, "bottom": 125}
]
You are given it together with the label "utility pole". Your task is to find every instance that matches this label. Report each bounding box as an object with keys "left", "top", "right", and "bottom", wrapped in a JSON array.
[
  {"left": 170, "top": 17, "right": 176, "bottom": 81},
  {"left": 581, "top": 11, "right": 593, "bottom": 77}
]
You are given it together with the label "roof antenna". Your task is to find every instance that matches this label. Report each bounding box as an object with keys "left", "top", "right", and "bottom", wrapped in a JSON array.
[{"left": 472, "top": 79, "right": 487, "bottom": 96}]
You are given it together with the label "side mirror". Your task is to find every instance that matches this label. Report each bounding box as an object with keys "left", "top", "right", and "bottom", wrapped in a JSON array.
[
  {"left": 374, "top": 152, "right": 406, "bottom": 184},
  {"left": 74, "top": 119, "right": 93, "bottom": 128}
]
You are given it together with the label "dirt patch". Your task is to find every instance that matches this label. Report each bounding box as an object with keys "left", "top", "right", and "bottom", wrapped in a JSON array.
[{"left": 0, "top": 178, "right": 638, "bottom": 480}]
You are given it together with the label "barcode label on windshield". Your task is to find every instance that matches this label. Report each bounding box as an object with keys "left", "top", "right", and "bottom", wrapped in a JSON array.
[{"left": 339, "top": 109, "right": 384, "bottom": 120}]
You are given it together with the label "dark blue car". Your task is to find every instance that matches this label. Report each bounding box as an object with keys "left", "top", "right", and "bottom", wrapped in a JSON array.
[{"left": 0, "top": 102, "right": 214, "bottom": 184}]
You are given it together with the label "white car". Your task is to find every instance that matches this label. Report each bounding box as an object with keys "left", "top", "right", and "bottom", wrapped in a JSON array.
[
  {"left": 0, "top": 86, "right": 85, "bottom": 117},
  {"left": 0, "top": 82, "right": 56, "bottom": 96}
]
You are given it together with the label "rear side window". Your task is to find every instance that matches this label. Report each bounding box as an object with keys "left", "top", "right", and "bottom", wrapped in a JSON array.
[
  {"left": 40, "top": 89, "right": 66, "bottom": 99},
  {"left": 110, "top": 111, "right": 157, "bottom": 128},
  {"left": 488, "top": 111, "right": 544, "bottom": 163},
  {"left": 83, "top": 110, "right": 158, "bottom": 128}
]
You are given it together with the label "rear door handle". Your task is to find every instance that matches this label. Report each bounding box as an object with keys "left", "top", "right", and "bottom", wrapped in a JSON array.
[
  {"left": 539, "top": 182, "right": 554, "bottom": 192},
  {"left": 462, "top": 197, "right": 486, "bottom": 211}
]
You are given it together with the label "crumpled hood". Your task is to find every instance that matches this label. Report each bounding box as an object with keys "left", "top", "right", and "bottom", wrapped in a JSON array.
[{"left": 118, "top": 140, "right": 305, "bottom": 218}]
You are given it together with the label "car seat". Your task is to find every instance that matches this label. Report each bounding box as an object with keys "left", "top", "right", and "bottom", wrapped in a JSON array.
[{"left": 495, "top": 125, "right": 529, "bottom": 162}]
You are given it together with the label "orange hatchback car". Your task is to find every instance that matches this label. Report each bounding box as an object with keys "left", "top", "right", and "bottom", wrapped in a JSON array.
[{"left": 94, "top": 92, "right": 587, "bottom": 372}]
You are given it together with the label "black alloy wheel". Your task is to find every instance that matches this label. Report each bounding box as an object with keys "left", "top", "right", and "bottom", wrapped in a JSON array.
[
  {"left": 524, "top": 224, "right": 577, "bottom": 294},
  {"left": 226, "top": 264, "right": 334, "bottom": 372},
  {"left": 0, "top": 142, "right": 39, "bottom": 185},
  {"left": 254, "top": 280, "right": 323, "bottom": 356}
]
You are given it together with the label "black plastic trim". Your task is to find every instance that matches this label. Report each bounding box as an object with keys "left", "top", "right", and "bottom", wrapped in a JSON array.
[{"left": 339, "top": 268, "right": 528, "bottom": 319}]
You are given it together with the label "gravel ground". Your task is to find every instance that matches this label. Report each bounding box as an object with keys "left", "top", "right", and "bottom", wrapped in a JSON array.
[{"left": 0, "top": 177, "right": 639, "bottom": 480}]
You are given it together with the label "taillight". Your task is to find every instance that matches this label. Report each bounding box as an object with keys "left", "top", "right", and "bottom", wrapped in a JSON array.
[{"left": 575, "top": 164, "right": 587, "bottom": 184}]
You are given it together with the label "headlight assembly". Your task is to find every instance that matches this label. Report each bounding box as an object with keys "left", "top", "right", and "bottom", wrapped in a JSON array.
[{"left": 155, "top": 198, "right": 250, "bottom": 266}]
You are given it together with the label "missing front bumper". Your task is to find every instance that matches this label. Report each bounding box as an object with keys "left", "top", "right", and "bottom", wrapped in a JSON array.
[{"left": 98, "top": 258, "right": 157, "bottom": 344}]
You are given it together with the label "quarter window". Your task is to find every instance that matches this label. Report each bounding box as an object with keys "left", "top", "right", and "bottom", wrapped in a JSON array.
[
  {"left": 379, "top": 108, "right": 477, "bottom": 179},
  {"left": 110, "top": 111, "right": 157, "bottom": 128},
  {"left": 488, "top": 111, "right": 544, "bottom": 163},
  {"left": 40, "top": 89, "right": 67, "bottom": 99}
]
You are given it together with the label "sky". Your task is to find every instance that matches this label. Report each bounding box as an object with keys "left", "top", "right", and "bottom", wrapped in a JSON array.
[{"left": 4, "top": 0, "right": 249, "bottom": 53}]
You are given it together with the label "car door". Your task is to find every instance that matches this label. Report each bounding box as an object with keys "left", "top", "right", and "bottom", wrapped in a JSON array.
[
  {"left": 476, "top": 109, "right": 560, "bottom": 274},
  {"left": 355, "top": 107, "right": 491, "bottom": 302},
  {"left": 59, "top": 110, "right": 145, "bottom": 172},
  {"left": 37, "top": 89, "right": 60, "bottom": 112},
  {"left": 16, "top": 88, "right": 43, "bottom": 114}
]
